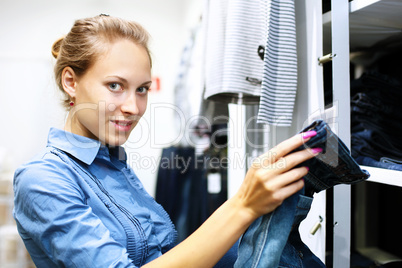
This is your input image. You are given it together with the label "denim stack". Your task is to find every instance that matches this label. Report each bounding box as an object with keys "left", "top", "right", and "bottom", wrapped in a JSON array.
[{"left": 351, "top": 71, "right": 402, "bottom": 171}]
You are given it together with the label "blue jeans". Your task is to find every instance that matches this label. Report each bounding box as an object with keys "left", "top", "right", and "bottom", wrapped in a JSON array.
[
  {"left": 354, "top": 155, "right": 402, "bottom": 171},
  {"left": 350, "top": 71, "right": 402, "bottom": 101},
  {"left": 279, "top": 192, "right": 325, "bottom": 268},
  {"left": 235, "top": 189, "right": 325, "bottom": 268},
  {"left": 235, "top": 120, "right": 369, "bottom": 267},
  {"left": 298, "top": 120, "right": 370, "bottom": 194},
  {"left": 352, "top": 129, "right": 402, "bottom": 161},
  {"left": 351, "top": 92, "right": 402, "bottom": 140}
]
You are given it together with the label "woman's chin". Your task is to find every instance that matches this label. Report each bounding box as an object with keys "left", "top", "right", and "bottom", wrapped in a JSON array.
[{"left": 103, "top": 134, "right": 130, "bottom": 147}]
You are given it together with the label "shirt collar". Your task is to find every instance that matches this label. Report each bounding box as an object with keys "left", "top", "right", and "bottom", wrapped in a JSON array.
[{"left": 46, "top": 128, "right": 127, "bottom": 165}]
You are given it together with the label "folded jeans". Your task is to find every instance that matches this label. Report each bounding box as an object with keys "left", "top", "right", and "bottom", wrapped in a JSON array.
[{"left": 297, "top": 120, "right": 370, "bottom": 194}]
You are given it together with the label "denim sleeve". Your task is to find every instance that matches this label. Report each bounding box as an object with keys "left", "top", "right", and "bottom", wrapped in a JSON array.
[{"left": 13, "top": 156, "right": 137, "bottom": 268}]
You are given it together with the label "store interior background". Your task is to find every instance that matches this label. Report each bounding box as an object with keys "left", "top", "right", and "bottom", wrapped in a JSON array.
[
  {"left": 0, "top": 0, "right": 203, "bottom": 196},
  {"left": 2, "top": 1, "right": 402, "bottom": 267}
]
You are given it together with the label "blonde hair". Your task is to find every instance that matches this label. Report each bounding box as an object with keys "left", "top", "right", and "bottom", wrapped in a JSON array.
[{"left": 51, "top": 15, "right": 152, "bottom": 108}]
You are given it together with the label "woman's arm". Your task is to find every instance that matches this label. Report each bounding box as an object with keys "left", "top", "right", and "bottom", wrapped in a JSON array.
[{"left": 144, "top": 132, "right": 317, "bottom": 268}]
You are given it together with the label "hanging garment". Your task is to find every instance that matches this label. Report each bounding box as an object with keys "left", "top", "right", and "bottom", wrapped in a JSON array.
[
  {"left": 257, "top": 0, "right": 298, "bottom": 126},
  {"left": 203, "top": 0, "right": 268, "bottom": 104},
  {"left": 155, "top": 130, "right": 238, "bottom": 267},
  {"left": 155, "top": 147, "right": 208, "bottom": 242},
  {"left": 173, "top": 24, "right": 209, "bottom": 147},
  {"left": 173, "top": 25, "right": 204, "bottom": 124},
  {"left": 173, "top": 18, "right": 229, "bottom": 146}
]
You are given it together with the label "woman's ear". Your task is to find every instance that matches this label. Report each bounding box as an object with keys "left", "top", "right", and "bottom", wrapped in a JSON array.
[{"left": 61, "top": 67, "right": 77, "bottom": 98}]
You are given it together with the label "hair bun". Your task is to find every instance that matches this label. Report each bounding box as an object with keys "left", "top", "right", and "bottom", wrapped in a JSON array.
[{"left": 51, "top": 36, "right": 64, "bottom": 59}]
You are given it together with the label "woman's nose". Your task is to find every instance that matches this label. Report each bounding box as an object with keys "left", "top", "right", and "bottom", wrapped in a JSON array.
[{"left": 121, "top": 92, "right": 140, "bottom": 115}]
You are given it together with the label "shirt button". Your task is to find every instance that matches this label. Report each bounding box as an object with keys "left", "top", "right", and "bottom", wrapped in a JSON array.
[{"left": 298, "top": 251, "right": 303, "bottom": 258}]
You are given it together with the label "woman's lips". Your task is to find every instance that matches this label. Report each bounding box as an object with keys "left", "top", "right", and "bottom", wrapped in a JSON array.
[{"left": 111, "top": 120, "right": 134, "bottom": 132}]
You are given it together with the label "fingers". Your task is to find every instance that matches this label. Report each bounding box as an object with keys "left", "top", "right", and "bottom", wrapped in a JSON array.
[
  {"left": 271, "top": 178, "right": 305, "bottom": 203},
  {"left": 240, "top": 131, "right": 318, "bottom": 217},
  {"left": 252, "top": 147, "right": 318, "bottom": 201},
  {"left": 271, "top": 132, "right": 315, "bottom": 161},
  {"left": 264, "top": 166, "right": 308, "bottom": 191},
  {"left": 253, "top": 132, "right": 316, "bottom": 168},
  {"left": 255, "top": 147, "right": 319, "bottom": 179},
  {"left": 264, "top": 167, "right": 307, "bottom": 207},
  {"left": 254, "top": 160, "right": 308, "bottom": 189},
  {"left": 278, "top": 147, "right": 319, "bottom": 172}
]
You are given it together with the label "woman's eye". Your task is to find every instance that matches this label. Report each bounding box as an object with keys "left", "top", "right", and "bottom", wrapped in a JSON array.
[
  {"left": 137, "top": 87, "right": 149, "bottom": 94},
  {"left": 109, "top": 83, "right": 122, "bottom": 91}
]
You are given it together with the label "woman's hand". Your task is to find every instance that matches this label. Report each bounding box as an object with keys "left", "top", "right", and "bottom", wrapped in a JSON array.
[{"left": 233, "top": 132, "right": 318, "bottom": 221}]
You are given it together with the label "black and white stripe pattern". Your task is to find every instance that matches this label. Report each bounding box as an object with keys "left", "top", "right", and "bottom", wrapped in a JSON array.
[
  {"left": 204, "top": 0, "right": 228, "bottom": 101},
  {"left": 257, "top": 0, "right": 298, "bottom": 126},
  {"left": 204, "top": 0, "right": 268, "bottom": 104}
]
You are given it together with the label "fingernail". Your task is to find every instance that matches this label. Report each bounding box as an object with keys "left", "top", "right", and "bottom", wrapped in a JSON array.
[
  {"left": 302, "top": 131, "right": 317, "bottom": 139},
  {"left": 311, "top": 147, "right": 323, "bottom": 154},
  {"left": 305, "top": 166, "right": 309, "bottom": 171}
]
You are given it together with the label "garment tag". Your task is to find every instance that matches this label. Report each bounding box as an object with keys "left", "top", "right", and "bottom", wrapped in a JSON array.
[{"left": 207, "top": 173, "right": 221, "bottom": 194}]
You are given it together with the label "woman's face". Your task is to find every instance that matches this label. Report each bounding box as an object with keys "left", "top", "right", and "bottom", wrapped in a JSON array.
[{"left": 66, "top": 39, "right": 151, "bottom": 146}]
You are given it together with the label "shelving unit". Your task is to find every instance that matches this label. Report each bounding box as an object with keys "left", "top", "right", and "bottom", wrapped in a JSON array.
[
  {"left": 323, "top": 0, "right": 402, "bottom": 54},
  {"left": 322, "top": 0, "right": 402, "bottom": 267},
  {"left": 231, "top": 1, "right": 402, "bottom": 267}
]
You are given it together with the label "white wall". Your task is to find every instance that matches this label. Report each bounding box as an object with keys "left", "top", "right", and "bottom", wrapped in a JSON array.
[{"left": 0, "top": 0, "right": 203, "bottom": 196}]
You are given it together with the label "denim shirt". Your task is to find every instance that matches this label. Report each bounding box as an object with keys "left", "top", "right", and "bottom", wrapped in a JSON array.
[{"left": 13, "top": 128, "right": 177, "bottom": 267}]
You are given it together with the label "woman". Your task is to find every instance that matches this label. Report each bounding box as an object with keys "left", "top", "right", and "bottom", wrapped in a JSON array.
[{"left": 13, "top": 15, "right": 319, "bottom": 267}]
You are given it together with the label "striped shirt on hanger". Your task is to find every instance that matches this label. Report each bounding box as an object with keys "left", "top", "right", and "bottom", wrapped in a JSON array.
[{"left": 257, "top": 0, "right": 298, "bottom": 127}]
